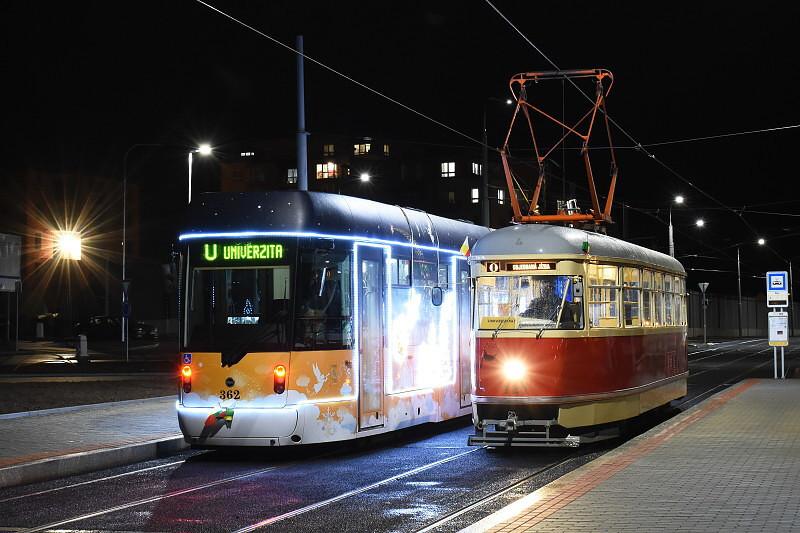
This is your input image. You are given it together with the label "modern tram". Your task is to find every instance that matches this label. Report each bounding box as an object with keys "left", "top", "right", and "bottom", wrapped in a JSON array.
[
  {"left": 176, "top": 191, "right": 488, "bottom": 446},
  {"left": 468, "top": 224, "right": 688, "bottom": 447}
]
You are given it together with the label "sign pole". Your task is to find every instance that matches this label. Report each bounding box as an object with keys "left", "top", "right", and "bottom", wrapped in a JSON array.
[{"left": 698, "top": 282, "right": 709, "bottom": 344}]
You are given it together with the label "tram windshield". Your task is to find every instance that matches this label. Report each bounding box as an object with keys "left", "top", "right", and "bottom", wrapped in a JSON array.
[
  {"left": 186, "top": 267, "right": 291, "bottom": 354},
  {"left": 477, "top": 275, "right": 584, "bottom": 330}
]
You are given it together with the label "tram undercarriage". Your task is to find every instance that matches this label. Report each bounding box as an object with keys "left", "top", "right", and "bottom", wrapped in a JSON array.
[{"left": 468, "top": 411, "right": 619, "bottom": 448}]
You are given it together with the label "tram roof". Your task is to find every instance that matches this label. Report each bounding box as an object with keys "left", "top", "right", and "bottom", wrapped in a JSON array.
[
  {"left": 472, "top": 224, "right": 685, "bottom": 274},
  {"left": 181, "top": 191, "right": 489, "bottom": 253}
]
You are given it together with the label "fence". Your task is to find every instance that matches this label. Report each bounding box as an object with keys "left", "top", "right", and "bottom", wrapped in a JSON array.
[{"left": 687, "top": 290, "right": 797, "bottom": 338}]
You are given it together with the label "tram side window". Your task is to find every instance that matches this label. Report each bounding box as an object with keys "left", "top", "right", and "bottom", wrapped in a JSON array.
[
  {"left": 588, "top": 264, "right": 619, "bottom": 328},
  {"left": 641, "top": 269, "right": 654, "bottom": 326},
  {"left": 389, "top": 258, "right": 411, "bottom": 286},
  {"left": 675, "top": 277, "right": 685, "bottom": 325},
  {"left": 294, "top": 246, "right": 353, "bottom": 350},
  {"left": 622, "top": 267, "right": 641, "bottom": 327},
  {"left": 664, "top": 274, "right": 674, "bottom": 325},
  {"left": 653, "top": 272, "right": 664, "bottom": 326}
]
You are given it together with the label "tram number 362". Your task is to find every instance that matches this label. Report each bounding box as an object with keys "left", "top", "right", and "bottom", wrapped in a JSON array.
[{"left": 218, "top": 390, "right": 241, "bottom": 400}]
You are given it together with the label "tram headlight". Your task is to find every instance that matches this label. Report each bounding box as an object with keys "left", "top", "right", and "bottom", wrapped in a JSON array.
[{"left": 501, "top": 359, "right": 527, "bottom": 381}]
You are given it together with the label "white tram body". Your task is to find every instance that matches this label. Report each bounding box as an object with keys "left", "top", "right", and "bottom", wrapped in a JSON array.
[{"left": 176, "top": 191, "right": 488, "bottom": 446}]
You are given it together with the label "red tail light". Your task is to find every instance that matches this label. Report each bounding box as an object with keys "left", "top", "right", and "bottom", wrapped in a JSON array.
[
  {"left": 181, "top": 365, "right": 192, "bottom": 393},
  {"left": 273, "top": 364, "right": 286, "bottom": 394}
]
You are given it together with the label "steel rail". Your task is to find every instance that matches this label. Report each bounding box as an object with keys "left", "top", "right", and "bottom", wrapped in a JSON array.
[
  {"left": 0, "top": 459, "right": 187, "bottom": 504},
  {"left": 20, "top": 465, "right": 281, "bottom": 533},
  {"left": 232, "top": 447, "right": 485, "bottom": 532},
  {"left": 414, "top": 453, "right": 585, "bottom": 533}
]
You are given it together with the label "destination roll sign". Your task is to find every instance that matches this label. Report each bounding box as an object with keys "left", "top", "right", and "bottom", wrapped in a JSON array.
[{"left": 201, "top": 242, "right": 285, "bottom": 263}]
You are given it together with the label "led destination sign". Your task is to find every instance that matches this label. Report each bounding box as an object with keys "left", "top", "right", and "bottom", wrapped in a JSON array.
[{"left": 202, "top": 242, "right": 284, "bottom": 262}]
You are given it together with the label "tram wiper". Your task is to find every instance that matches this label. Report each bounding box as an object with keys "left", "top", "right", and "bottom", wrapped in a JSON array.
[
  {"left": 537, "top": 278, "right": 571, "bottom": 339},
  {"left": 492, "top": 301, "right": 519, "bottom": 339}
]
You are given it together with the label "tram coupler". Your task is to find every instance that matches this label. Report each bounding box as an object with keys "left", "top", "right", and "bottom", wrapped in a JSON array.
[{"left": 468, "top": 415, "right": 593, "bottom": 448}]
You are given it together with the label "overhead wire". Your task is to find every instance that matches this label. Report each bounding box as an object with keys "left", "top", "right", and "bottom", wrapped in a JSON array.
[
  {"left": 483, "top": 0, "right": 791, "bottom": 263},
  {"left": 193, "top": 0, "right": 485, "bottom": 148}
]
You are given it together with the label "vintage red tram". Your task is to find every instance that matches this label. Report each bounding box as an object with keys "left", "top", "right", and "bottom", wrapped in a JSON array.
[{"left": 468, "top": 224, "right": 688, "bottom": 447}]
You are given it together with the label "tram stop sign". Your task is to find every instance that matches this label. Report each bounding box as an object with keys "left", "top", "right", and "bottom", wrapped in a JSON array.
[
  {"left": 768, "top": 311, "right": 789, "bottom": 347},
  {"left": 766, "top": 271, "right": 789, "bottom": 308}
]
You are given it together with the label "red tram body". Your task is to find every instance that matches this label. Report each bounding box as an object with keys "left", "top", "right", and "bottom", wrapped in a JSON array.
[{"left": 468, "top": 224, "right": 687, "bottom": 446}]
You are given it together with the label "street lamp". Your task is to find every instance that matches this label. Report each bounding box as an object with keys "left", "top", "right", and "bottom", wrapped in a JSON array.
[
  {"left": 482, "top": 97, "right": 514, "bottom": 227},
  {"left": 757, "top": 237, "right": 766, "bottom": 246},
  {"left": 188, "top": 143, "right": 213, "bottom": 204},
  {"left": 359, "top": 172, "right": 371, "bottom": 183},
  {"left": 695, "top": 219, "right": 705, "bottom": 228},
  {"left": 668, "top": 195, "right": 685, "bottom": 257}
]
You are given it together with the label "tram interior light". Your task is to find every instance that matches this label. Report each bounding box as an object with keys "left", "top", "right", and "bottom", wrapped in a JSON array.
[{"left": 501, "top": 359, "right": 527, "bottom": 381}]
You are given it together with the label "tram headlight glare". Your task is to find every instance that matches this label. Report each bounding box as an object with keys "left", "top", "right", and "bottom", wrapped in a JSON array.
[{"left": 502, "top": 359, "right": 526, "bottom": 381}]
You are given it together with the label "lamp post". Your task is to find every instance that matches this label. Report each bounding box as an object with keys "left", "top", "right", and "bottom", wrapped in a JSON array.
[
  {"left": 668, "top": 195, "right": 684, "bottom": 257},
  {"left": 188, "top": 143, "right": 212, "bottom": 204},
  {"left": 482, "top": 97, "right": 513, "bottom": 227},
  {"left": 122, "top": 143, "right": 163, "bottom": 362}
]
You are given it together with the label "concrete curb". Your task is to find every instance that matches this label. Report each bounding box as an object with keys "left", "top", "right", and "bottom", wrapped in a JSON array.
[
  {"left": 0, "top": 435, "right": 188, "bottom": 489},
  {"left": 0, "top": 396, "right": 176, "bottom": 420}
]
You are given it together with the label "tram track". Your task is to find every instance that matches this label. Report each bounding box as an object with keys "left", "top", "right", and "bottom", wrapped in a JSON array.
[
  {"left": 232, "top": 447, "right": 484, "bottom": 532},
  {"left": 413, "top": 452, "right": 587, "bottom": 533},
  {"left": 12, "top": 444, "right": 484, "bottom": 533}
]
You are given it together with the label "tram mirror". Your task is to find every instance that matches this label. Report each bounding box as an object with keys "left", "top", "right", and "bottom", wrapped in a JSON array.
[{"left": 431, "top": 286, "right": 443, "bottom": 307}]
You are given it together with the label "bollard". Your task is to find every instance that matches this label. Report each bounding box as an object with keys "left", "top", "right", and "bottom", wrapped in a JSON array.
[
  {"left": 76, "top": 334, "right": 89, "bottom": 362},
  {"left": 35, "top": 321, "right": 44, "bottom": 339}
]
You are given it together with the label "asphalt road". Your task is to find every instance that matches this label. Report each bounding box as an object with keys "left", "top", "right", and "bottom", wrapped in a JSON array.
[{"left": 1, "top": 338, "right": 796, "bottom": 533}]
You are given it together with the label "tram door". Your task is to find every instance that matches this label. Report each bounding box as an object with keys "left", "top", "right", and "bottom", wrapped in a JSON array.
[
  {"left": 457, "top": 261, "right": 472, "bottom": 408},
  {"left": 358, "top": 247, "right": 385, "bottom": 430}
]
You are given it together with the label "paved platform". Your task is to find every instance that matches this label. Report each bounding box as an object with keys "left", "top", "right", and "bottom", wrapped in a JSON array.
[
  {"left": 0, "top": 397, "right": 184, "bottom": 488},
  {"left": 463, "top": 378, "right": 800, "bottom": 532}
]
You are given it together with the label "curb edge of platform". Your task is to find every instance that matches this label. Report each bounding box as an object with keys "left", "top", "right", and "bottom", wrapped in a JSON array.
[
  {"left": 0, "top": 396, "right": 176, "bottom": 420},
  {"left": 458, "top": 378, "right": 762, "bottom": 533},
  {"left": 0, "top": 435, "right": 188, "bottom": 489}
]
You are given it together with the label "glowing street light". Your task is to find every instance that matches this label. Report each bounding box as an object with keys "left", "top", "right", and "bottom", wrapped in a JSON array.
[
  {"left": 758, "top": 237, "right": 766, "bottom": 245},
  {"left": 188, "top": 143, "right": 213, "bottom": 204},
  {"left": 695, "top": 219, "right": 705, "bottom": 228},
  {"left": 54, "top": 231, "right": 82, "bottom": 260},
  {"left": 359, "top": 172, "right": 371, "bottom": 183},
  {"left": 668, "top": 195, "right": 686, "bottom": 257}
]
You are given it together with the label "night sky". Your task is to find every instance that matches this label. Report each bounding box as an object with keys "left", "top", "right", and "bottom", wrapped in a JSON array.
[{"left": 3, "top": 1, "right": 800, "bottom": 295}]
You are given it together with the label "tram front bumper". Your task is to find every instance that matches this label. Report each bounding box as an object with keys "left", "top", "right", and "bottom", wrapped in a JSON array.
[{"left": 177, "top": 403, "right": 302, "bottom": 446}]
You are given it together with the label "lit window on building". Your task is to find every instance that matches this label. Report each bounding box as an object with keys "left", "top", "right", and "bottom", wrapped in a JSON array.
[
  {"left": 441, "top": 162, "right": 455, "bottom": 178},
  {"left": 471, "top": 188, "right": 479, "bottom": 204},
  {"left": 497, "top": 188, "right": 505, "bottom": 205},
  {"left": 448, "top": 191, "right": 455, "bottom": 204},
  {"left": 383, "top": 144, "right": 390, "bottom": 156},
  {"left": 240, "top": 151, "right": 255, "bottom": 157},
  {"left": 323, "top": 144, "right": 335, "bottom": 156},
  {"left": 316, "top": 162, "right": 339, "bottom": 179},
  {"left": 472, "top": 162, "right": 482, "bottom": 175},
  {"left": 354, "top": 143, "right": 371, "bottom": 156},
  {"left": 287, "top": 168, "right": 298, "bottom": 184}
]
